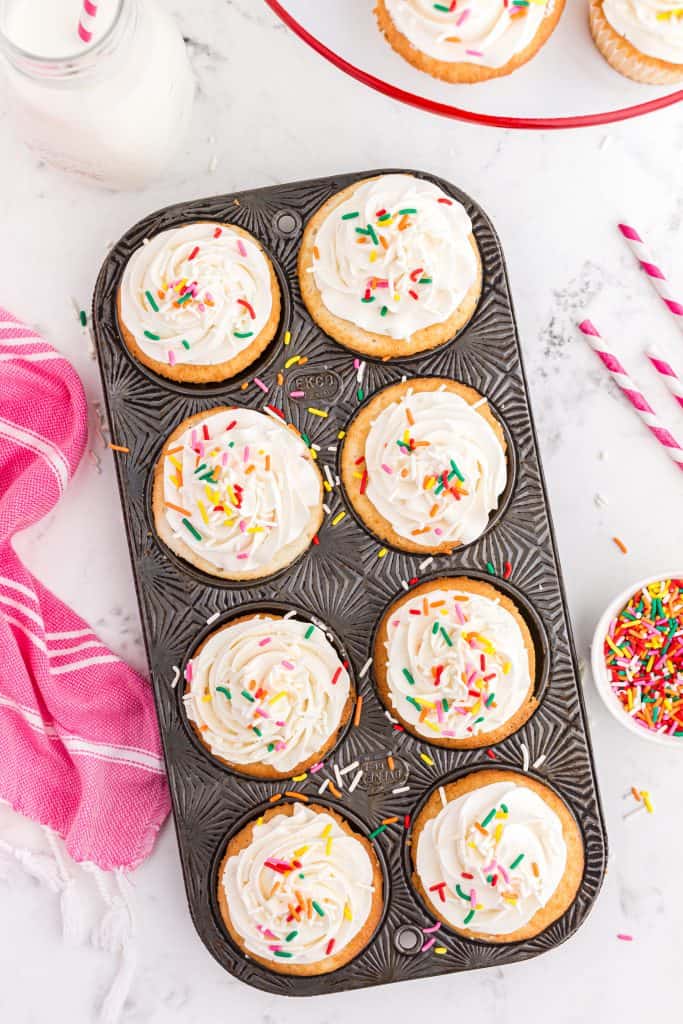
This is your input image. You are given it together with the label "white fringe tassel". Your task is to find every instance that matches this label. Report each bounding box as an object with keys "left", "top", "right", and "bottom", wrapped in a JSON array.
[{"left": 0, "top": 806, "right": 136, "bottom": 1023}]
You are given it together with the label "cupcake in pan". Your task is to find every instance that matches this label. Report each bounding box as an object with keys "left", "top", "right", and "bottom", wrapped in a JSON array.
[
  {"left": 589, "top": 1, "right": 683, "bottom": 84},
  {"left": 152, "top": 406, "right": 323, "bottom": 581},
  {"left": 375, "top": 1, "right": 566, "bottom": 84},
  {"left": 218, "top": 802, "right": 384, "bottom": 975},
  {"left": 374, "top": 577, "right": 537, "bottom": 748},
  {"left": 411, "top": 770, "right": 584, "bottom": 942},
  {"left": 340, "top": 378, "right": 508, "bottom": 554},
  {"left": 298, "top": 174, "right": 481, "bottom": 359},
  {"left": 117, "top": 222, "right": 281, "bottom": 383},
  {"left": 184, "top": 612, "right": 353, "bottom": 779}
]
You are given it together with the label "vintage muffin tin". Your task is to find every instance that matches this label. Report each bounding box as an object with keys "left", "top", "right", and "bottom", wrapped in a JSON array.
[{"left": 92, "top": 168, "right": 608, "bottom": 994}]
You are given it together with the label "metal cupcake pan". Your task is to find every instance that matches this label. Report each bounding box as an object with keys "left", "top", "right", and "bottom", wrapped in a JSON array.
[{"left": 92, "top": 168, "right": 608, "bottom": 995}]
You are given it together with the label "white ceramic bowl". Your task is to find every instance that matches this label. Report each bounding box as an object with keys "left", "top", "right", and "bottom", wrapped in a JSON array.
[{"left": 591, "top": 573, "right": 683, "bottom": 749}]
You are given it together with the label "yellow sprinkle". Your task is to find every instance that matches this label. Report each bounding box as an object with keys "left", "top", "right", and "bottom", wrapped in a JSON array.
[
  {"left": 343, "top": 902, "right": 352, "bottom": 921},
  {"left": 502, "top": 894, "right": 518, "bottom": 903},
  {"left": 331, "top": 511, "right": 346, "bottom": 526},
  {"left": 269, "top": 691, "right": 288, "bottom": 705},
  {"left": 323, "top": 480, "right": 332, "bottom": 492},
  {"left": 420, "top": 753, "right": 434, "bottom": 767},
  {"left": 202, "top": 693, "right": 211, "bottom": 702},
  {"left": 378, "top": 547, "right": 388, "bottom": 558},
  {"left": 369, "top": 251, "right": 377, "bottom": 262},
  {"left": 337, "top": 430, "right": 346, "bottom": 440},
  {"left": 247, "top": 526, "right": 264, "bottom": 534},
  {"left": 325, "top": 837, "right": 333, "bottom": 855},
  {"left": 294, "top": 845, "right": 309, "bottom": 857},
  {"left": 284, "top": 355, "right": 300, "bottom": 369},
  {"left": 393, "top": 293, "right": 400, "bottom": 302},
  {"left": 503, "top": 662, "right": 511, "bottom": 674},
  {"left": 170, "top": 473, "right": 182, "bottom": 488},
  {"left": 494, "top": 823, "right": 503, "bottom": 843},
  {"left": 434, "top": 946, "right": 448, "bottom": 955},
  {"left": 423, "top": 719, "right": 440, "bottom": 733},
  {"left": 292, "top": 773, "right": 307, "bottom": 782},
  {"left": 256, "top": 816, "right": 264, "bottom": 826},
  {"left": 197, "top": 500, "right": 209, "bottom": 525},
  {"left": 167, "top": 455, "right": 183, "bottom": 472},
  {"left": 284, "top": 330, "right": 291, "bottom": 346},
  {"left": 352, "top": 471, "right": 363, "bottom": 479},
  {"left": 641, "top": 791, "right": 654, "bottom": 814},
  {"left": 308, "top": 407, "right": 328, "bottom": 418}
]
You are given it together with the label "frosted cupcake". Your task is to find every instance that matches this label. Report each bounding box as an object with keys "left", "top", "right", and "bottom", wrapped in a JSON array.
[
  {"left": 298, "top": 174, "right": 481, "bottom": 359},
  {"left": 374, "top": 577, "right": 537, "bottom": 748},
  {"left": 118, "top": 222, "right": 281, "bottom": 382},
  {"left": 218, "top": 802, "right": 384, "bottom": 975},
  {"left": 340, "top": 378, "right": 507, "bottom": 553},
  {"left": 411, "top": 770, "right": 584, "bottom": 942},
  {"left": 589, "top": 1, "right": 683, "bottom": 84},
  {"left": 152, "top": 407, "right": 323, "bottom": 580},
  {"left": 375, "top": 1, "right": 566, "bottom": 84},
  {"left": 184, "top": 613, "right": 353, "bottom": 779}
]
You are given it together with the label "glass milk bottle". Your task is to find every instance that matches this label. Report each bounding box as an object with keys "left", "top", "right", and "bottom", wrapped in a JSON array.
[{"left": 0, "top": 0, "right": 195, "bottom": 189}]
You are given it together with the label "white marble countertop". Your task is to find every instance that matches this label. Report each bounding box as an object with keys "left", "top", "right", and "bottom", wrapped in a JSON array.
[{"left": 1, "top": 3, "right": 682, "bottom": 1022}]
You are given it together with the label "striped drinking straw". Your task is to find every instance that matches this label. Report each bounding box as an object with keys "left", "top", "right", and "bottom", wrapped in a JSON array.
[
  {"left": 618, "top": 223, "right": 683, "bottom": 335},
  {"left": 78, "top": 0, "right": 99, "bottom": 44}
]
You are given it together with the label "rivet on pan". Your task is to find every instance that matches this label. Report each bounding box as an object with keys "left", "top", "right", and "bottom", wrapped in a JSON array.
[{"left": 394, "top": 924, "right": 424, "bottom": 956}]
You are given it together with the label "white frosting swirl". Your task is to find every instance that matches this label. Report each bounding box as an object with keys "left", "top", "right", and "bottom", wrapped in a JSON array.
[
  {"left": 310, "top": 174, "right": 478, "bottom": 341},
  {"left": 185, "top": 615, "right": 351, "bottom": 774},
  {"left": 383, "top": 587, "right": 532, "bottom": 740},
  {"left": 222, "top": 804, "right": 377, "bottom": 965},
  {"left": 361, "top": 386, "right": 507, "bottom": 548},
  {"left": 161, "top": 408, "right": 321, "bottom": 575},
  {"left": 383, "top": 0, "right": 553, "bottom": 69},
  {"left": 120, "top": 223, "right": 274, "bottom": 367},
  {"left": 416, "top": 780, "right": 567, "bottom": 935},
  {"left": 603, "top": 0, "right": 683, "bottom": 63}
]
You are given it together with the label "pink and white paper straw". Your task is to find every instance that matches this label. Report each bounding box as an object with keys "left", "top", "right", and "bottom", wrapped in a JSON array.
[
  {"left": 578, "top": 319, "right": 683, "bottom": 472},
  {"left": 78, "top": 0, "right": 99, "bottom": 45},
  {"left": 618, "top": 223, "right": 683, "bottom": 334},
  {"left": 645, "top": 350, "right": 683, "bottom": 412}
]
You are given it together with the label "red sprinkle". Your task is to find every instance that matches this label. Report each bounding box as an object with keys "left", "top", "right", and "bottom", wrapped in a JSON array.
[
  {"left": 486, "top": 749, "right": 497, "bottom": 760},
  {"left": 188, "top": 246, "right": 199, "bottom": 260},
  {"left": 213, "top": 227, "right": 223, "bottom": 238},
  {"left": 404, "top": 814, "right": 411, "bottom": 829},
  {"left": 429, "top": 882, "right": 447, "bottom": 902},
  {"left": 326, "top": 938, "right": 335, "bottom": 955},
  {"left": 503, "top": 561, "right": 513, "bottom": 580},
  {"left": 237, "top": 298, "right": 256, "bottom": 319}
]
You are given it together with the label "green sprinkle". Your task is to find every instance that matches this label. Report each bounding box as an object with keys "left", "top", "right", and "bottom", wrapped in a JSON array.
[
  {"left": 442, "top": 698, "right": 449, "bottom": 712},
  {"left": 440, "top": 627, "right": 453, "bottom": 647},
  {"left": 418, "top": 277, "right": 433, "bottom": 285},
  {"left": 406, "top": 696, "right": 422, "bottom": 711},
  {"left": 301, "top": 432, "right": 312, "bottom": 447},
  {"left": 285, "top": 931, "right": 298, "bottom": 942},
  {"left": 177, "top": 292, "right": 192, "bottom": 305},
  {"left": 194, "top": 463, "right": 207, "bottom": 475},
  {"left": 486, "top": 693, "right": 496, "bottom": 707},
  {"left": 199, "top": 471, "right": 217, "bottom": 482},
  {"left": 432, "top": 621, "right": 440, "bottom": 635},
  {"left": 402, "top": 668, "right": 416, "bottom": 685},
  {"left": 241, "top": 689, "right": 255, "bottom": 703},
  {"left": 357, "top": 388, "right": 364, "bottom": 401},
  {"left": 274, "top": 951, "right": 293, "bottom": 958},
  {"left": 474, "top": 716, "right": 485, "bottom": 725},
  {"left": 481, "top": 807, "right": 497, "bottom": 829},
  {"left": 267, "top": 743, "right": 275, "bottom": 752},
  {"left": 181, "top": 339, "right": 190, "bottom": 350},
  {"left": 455, "top": 884, "right": 471, "bottom": 901},
  {"left": 486, "top": 562, "right": 496, "bottom": 575},
  {"left": 252, "top": 726, "right": 262, "bottom": 737},
  {"left": 143, "top": 330, "right": 160, "bottom": 341},
  {"left": 368, "top": 825, "right": 387, "bottom": 840},
  {"left": 144, "top": 290, "right": 159, "bottom": 312},
  {"left": 312, "top": 900, "right": 325, "bottom": 917},
  {"left": 500, "top": 803, "right": 509, "bottom": 815},
  {"left": 463, "top": 910, "right": 475, "bottom": 925},
  {"left": 79, "top": 309, "right": 87, "bottom": 327},
  {"left": 361, "top": 296, "right": 376, "bottom": 304},
  {"left": 398, "top": 208, "right": 418, "bottom": 215},
  {"left": 234, "top": 331, "right": 254, "bottom": 339},
  {"left": 510, "top": 853, "right": 525, "bottom": 870},
  {"left": 304, "top": 625, "right": 315, "bottom": 639},
  {"left": 216, "top": 686, "right": 231, "bottom": 700},
  {"left": 449, "top": 459, "right": 464, "bottom": 482},
  {"left": 377, "top": 213, "right": 392, "bottom": 223},
  {"left": 342, "top": 211, "right": 360, "bottom": 220},
  {"left": 367, "top": 224, "right": 379, "bottom": 246},
  {"left": 182, "top": 518, "right": 202, "bottom": 541},
  {"left": 380, "top": 305, "right": 388, "bottom": 316}
]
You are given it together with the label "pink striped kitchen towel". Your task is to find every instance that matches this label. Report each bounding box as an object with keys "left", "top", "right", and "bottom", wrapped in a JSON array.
[{"left": 0, "top": 307, "right": 170, "bottom": 871}]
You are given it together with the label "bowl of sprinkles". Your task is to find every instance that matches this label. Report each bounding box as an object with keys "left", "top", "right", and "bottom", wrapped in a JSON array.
[{"left": 592, "top": 574, "right": 683, "bottom": 746}]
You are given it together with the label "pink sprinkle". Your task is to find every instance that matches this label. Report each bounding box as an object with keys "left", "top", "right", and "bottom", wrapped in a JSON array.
[
  {"left": 205, "top": 291, "right": 214, "bottom": 303},
  {"left": 421, "top": 938, "right": 436, "bottom": 953},
  {"left": 469, "top": 888, "right": 477, "bottom": 906},
  {"left": 221, "top": 452, "right": 228, "bottom": 466},
  {"left": 255, "top": 708, "right": 270, "bottom": 719},
  {"left": 289, "top": 390, "right": 305, "bottom": 398},
  {"left": 243, "top": 445, "right": 250, "bottom": 463},
  {"left": 617, "top": 933, "right": 634, "bottom": 942},
  {"left": 258, "top": 637, "right": 272, "bottom": 646},
  {"left": 310, "top": 762, "right": 324, "bottom": 773},
  {"left": 466, "top": 49, "right": 483, "bottom": 57},
  {"left": 268, "top": 945, "right": 282, "bottom": 952},
  {"left": 275, "top": 721, "right": 286, "bottom": 727},
  {"left": 381, "top": 463, "right": 393, "bottom": 474},
  {"left": 392, "top": 619, "right": 400, "bottom": 627},
  {"left": 281, "top": 660, "right": 295, "bottom": 670},
  {"left": 253, "top": 377, "right": 269, "bottom": 393},
  {"left": 422, "top": 922, "right": 441, "bottom": 934},
  {"left": 191, "top": 429, "right": 197, "bottom": 447},
  {"left": 436, "top": 702, "right": 444, "bottom": 724},
  {"left": 454, "top": 603, "right": 466, "bottom": 625},
  {"left": 184, "top": 662, "right": 193, "bottom": 682},
  {"left": 442, "top": 730, "right": 456, "bottom": 736},
  {"left": 456, "top": 9, "right": 470, "bottom": 26},
  {"left": 237, "top": 553, "right": 249, "bottom": 560},
  {"left": 237, "top": 240, "right": 248, "bottom": 257},
  {"left": 168, "top": 350, "right": 176, "bottom": 365},
  {"left": 239, "top": 520, "right": 247, "bottom": 533},
  {"left": 353, "top": 358, "right": 360, "bottom": 369},
  {"left": 434, "top": 528, "right": 443, "bottom": 536},
  {"left": 275, "top": 740, "right": 286, "bottom": 751}
]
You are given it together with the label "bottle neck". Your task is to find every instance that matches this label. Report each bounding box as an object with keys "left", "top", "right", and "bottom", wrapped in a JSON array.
[{"left": 0, "top": 0, "right": 132, "bottom": 81}]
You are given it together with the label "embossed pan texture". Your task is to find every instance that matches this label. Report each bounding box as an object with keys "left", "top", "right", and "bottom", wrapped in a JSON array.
[{"left": 92, "top": 169, "right": 608, "bottom": 995}]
